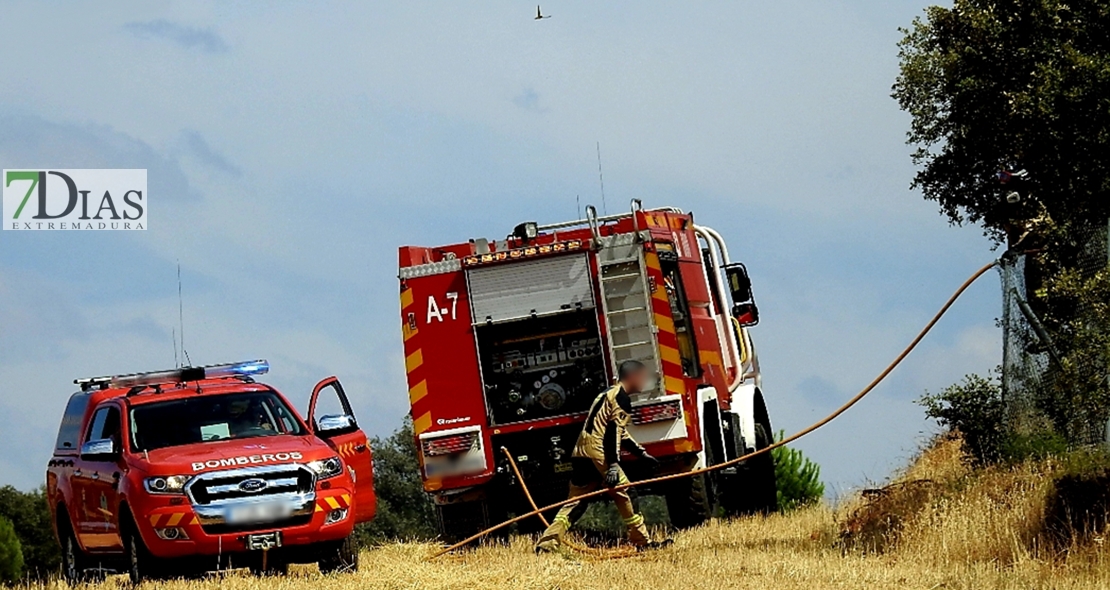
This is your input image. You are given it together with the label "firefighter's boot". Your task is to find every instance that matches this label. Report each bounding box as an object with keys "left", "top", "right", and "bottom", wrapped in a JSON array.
[
  {"left": 534, "top": 514, "right": 571, "bottom": 553},
  {"left": 622, "top": 512, "right": 650, "bottom": 547}
]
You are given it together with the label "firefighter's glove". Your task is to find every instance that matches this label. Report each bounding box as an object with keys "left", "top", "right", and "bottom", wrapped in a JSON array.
[{"left": 604, "top": 464, "right": 622, "bottom": 487}]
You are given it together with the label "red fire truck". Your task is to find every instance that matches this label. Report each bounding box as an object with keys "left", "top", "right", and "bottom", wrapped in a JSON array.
[
  {"left": 397, "top": 201, "right": 777, "bottom": 540},
  {"left": 46, "top": 360, "right": 375, "bottom": 582}
]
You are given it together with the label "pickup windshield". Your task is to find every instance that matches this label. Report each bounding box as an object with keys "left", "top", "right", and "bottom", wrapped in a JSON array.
[{"left": 129, "top": 391, "right": 305, "bottom": 452}]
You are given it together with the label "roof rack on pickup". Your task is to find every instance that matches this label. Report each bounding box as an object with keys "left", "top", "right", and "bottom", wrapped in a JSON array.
[{"left": 74, "top": 359, "right": 270, "bottom": 392}]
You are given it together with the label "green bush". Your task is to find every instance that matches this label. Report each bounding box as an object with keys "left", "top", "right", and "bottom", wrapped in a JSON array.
[
  {"left": 771, "top": 432, "right": 825, "bottom": 511},
  {"left": 0, "top": 486, "right": 59, "bottom": 580},
  {"left": 0, "top": 516, "right": 23, "bottom": 584},
  {"left": 919, "top": 374, "right": 1006, "bottom": 464}
]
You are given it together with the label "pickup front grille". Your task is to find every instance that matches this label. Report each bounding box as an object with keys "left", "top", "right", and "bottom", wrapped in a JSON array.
[{"left": 185, "top": 464, "right": 315, "bottom": 506}]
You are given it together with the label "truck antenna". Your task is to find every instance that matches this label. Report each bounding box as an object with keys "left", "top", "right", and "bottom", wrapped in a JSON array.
[
  {"left": 576, "top": 194, "right": 582, "bottom": 220},
  {"left": 172, "top": 327, "right": 178, "bottom": 368},
  {"left": 596, "top": 141, "right": 608, "bottom": 216},
  {"left": 177, "top": 262, "right": 192, "bottom": 367}
]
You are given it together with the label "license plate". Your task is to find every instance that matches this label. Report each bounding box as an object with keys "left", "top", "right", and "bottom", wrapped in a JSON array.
[
  {"left": 553, "top": 462, "right": 573, "bottom": 473},
  {"left": 245, "top": 532, "right": 282, "bottom": 551},
  {"left": 226, "top": 502, "right": 293, "bottom": 525}
]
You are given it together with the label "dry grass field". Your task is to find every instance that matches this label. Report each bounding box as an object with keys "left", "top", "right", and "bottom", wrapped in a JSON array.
[{"left": 24, "top": 437, "right": 1110, "bottom": 590}]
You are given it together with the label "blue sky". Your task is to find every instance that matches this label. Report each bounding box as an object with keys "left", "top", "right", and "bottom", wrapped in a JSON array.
[{"left": 0, "top": 1, "right": 997, "bottom": 495}]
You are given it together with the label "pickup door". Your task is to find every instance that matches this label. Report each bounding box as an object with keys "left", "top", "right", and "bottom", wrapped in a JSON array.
[{"left": 308, "top": 377, "right": 375, "bottom": 523}]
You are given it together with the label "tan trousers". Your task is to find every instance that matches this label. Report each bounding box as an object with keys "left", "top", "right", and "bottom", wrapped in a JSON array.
[{"left": 539, "top": 458, "right": 648, "bottom": 546}]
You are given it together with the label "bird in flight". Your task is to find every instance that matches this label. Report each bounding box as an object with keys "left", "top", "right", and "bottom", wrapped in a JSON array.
[{"left": 535, "top": 5, "right": 551, "bottom": 19}]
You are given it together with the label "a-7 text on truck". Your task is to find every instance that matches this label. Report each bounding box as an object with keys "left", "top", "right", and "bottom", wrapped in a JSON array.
[
  {"left": 397, "top": 200, "right": 777, "bottom": 540},
  {"left": 45, "top": 360, "right": 375, "bottom": 583}
]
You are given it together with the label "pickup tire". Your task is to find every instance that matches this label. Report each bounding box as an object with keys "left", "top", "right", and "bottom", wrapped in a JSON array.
[
  {"left": 122, "top": 512, "right": 168, "bottom": 583},
  {"left": 317, "top": 535, "right": 358, "bottom": 574},
  {"left": 58, "top": 512, "right": 101, "bottom": 585}
]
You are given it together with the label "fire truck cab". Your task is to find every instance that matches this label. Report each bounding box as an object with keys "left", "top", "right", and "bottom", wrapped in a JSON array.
[
  {"left": 46, "top": 360, "right": 374, "bottom": 583},
  {"left": 398, "top": 201, "right": 776, "bottom": 540}
]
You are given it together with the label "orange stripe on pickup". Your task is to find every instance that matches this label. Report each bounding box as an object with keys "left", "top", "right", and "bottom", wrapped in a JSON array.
[{"left": 400, "top": 288, "right": 414, "bottom": 310}]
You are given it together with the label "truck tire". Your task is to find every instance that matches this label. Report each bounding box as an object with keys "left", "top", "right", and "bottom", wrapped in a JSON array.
[
  {"left": 436, "top": 500, "right": 506, "bottom": 545},
  {"left": 664, "top": 471, "right": 715, "bottom": 529},
  {"left": 317, "top": 535, "right": 358, "bottom": 574},
  {"left": 720, "top": 421, "right": 778, "bottom": 516},
  {"left": 123, "top": 514, "right": 167, "bottom": 583}
]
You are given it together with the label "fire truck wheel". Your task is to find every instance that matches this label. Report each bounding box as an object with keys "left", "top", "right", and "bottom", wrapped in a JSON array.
[
  {"left": 720, "top": 421, "right": 778, "bottom": 516},
  {"left": 317, "top": 535, "right": 359, "bottom": 574},
  {"left": 664, "top": 471, "right": 715, "bottom": 529},
  {"left": 122, "top": 513, "right": 168, "bottom": 583},
  {"left": 436, "top": 500, "right": 508, "bottom": 545}
]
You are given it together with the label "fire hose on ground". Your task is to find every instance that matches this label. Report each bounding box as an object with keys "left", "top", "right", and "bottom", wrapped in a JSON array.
[{"left": 429, "top": 260, "right": 1000, "bottom": 560}]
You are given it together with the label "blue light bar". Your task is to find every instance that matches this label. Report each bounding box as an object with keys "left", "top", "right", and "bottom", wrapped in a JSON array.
[{"left": 74, "top": 359, "right": 270, "bottom": 391}]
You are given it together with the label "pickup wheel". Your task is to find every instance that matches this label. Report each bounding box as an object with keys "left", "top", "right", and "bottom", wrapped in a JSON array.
[
  {"left": 58, "top": 514, "right": 100, "bottom": 584},
  {"left": 317, "top": 535, "right": 358, "bottom": 574},
  {"left": 123, "top": 515, "right": 167, "bottom": 583}
]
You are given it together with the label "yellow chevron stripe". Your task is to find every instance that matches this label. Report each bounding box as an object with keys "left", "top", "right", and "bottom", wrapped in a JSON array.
[
  {"left": 659, "top": 344, "right": 681, "bottom": 366},
  {"left": 148, "top": 514, "right": 160, "bottom": 527},
  {"left": 341, "top": 494, "right": 351, "bottom": 505},
  {"left": 400, "top": 288, "right": 414, "bottom": 310},
  {"left": 405, "top": 349, "right": 423, "bottom": 373},
  {"left": 315, "top": 503, "right": 324, "bottom": 513},
  {"left": 654, "top": 313, "right": 675, "bottom": 333},
  {"left": 166, "top": 512, "right": 183, "bottom": 527},
  {"left": 699, "top": 350, "right": 722, "bottom": 367},
  {"left": 190, "top": 516, "right": 199, "bottom": 525},
  {"left": 644, "top": 254, "right": 661, "bottom": 271},
  {"left": 325, "top": 497, "right": 341, "bottom": 510},
  {"left": 664, "top": 375, "right": 686, "bottom": 395},
  {"left": 403, "top": 323, "right": 419, "bottom": 341},
  {"left": 409, "top": 380, "right": 428, "bottom": 405},
  {"left": 413, "top": 412, "right": 432, "bottom": 435}
]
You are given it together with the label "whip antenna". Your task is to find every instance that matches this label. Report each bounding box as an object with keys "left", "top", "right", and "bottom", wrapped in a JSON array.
[
  {"left": 596, "top": 141, "right": 607, "bottom": 216},
  {"left": 177, "top": 262, "right": 191, "bottom": 367}
]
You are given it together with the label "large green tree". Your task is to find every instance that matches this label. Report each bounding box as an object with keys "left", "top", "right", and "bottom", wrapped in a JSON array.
[
  {"left": 894, "top": 0, "right": 1110, "bottom": 244},
  {"left": 0, "top": 486, "right": 59, "bottom": 580}
]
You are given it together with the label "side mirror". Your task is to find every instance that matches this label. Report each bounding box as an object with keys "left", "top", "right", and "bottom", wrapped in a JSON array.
[
  {"left": 316, "top": 414, "right": 356, "bottom": 434},
  {"left": 723, "top": 263, "right": 759, "bottom": 327},
  {"left": 80, "top": 438, "right": 116, "bottom": 459}
]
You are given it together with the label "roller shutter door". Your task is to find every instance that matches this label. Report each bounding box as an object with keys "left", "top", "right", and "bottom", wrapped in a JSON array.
[{"left": 467, "top": 254, "right": 595, "bottom": 324}]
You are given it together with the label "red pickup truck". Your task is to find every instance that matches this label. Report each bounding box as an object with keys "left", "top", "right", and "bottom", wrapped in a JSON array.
[{"left": 45, "top": 360, "right": 375, "bottom": 582}]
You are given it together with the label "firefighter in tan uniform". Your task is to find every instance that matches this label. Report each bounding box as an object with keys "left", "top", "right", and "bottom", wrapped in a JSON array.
[{"left": 535, "top": 360, "right": 668, "bottom": 552}]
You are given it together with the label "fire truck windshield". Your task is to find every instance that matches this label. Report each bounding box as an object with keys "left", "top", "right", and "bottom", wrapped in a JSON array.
[{"left": 129, "top": 391, "right": 305, "bottom": 452}]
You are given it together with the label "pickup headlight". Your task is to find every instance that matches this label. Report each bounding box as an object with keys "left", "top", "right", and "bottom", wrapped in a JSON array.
[
  {"left": 307, "top": 456, "right": 343, "bottom": 479},
  {"left": 145, "top": 475, "right": 190, "bottom": 494}
]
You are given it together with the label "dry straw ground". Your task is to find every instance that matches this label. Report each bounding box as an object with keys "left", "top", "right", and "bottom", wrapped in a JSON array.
[{"left": 25, "top": 437, "right": 1110, "bottom": 589}]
